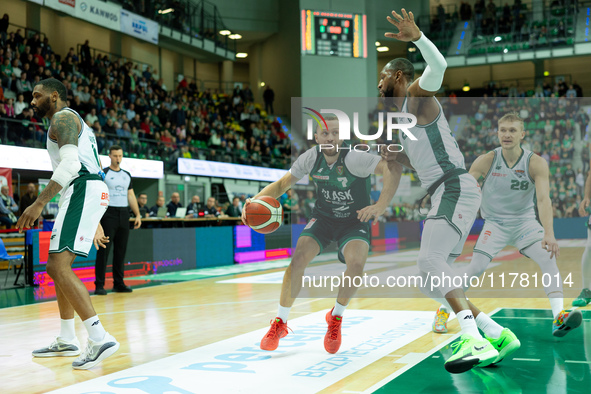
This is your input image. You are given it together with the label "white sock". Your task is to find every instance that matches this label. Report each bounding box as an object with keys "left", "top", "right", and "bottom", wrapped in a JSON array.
[
  {"left": 277, "top": 305, "right": 291, "bottom": 322},
  {"left": 475, "top": 312, "right": 504, "bottom": 339},
  {"left": 549, "top": 296, "right": 564, "bottom": 319},
  {"left": 83, "top": 315, "right": 106, "bottom": 342},
  {"left": 456, "top": 310, "right": 481, "bottom": 338},
  {"left": 332, "top": 301, "right": 348, "bottom": 316},
  {"left": 59, "top": 318, "right": 76, "bottom": 341}
]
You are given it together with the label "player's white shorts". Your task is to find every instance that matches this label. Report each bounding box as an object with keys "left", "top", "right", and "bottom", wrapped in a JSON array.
[
  {"left": 473, "top": 219, "right": 545, "bottom": 260},
  {"left": 49, "top": 177, "right": 109, "bottom": 257},
  {"left": 427, "top": 173, "right": 481, "bottom": 256}
]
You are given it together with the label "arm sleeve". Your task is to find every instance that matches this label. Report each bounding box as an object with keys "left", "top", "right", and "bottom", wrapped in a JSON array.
[
  {"left": 413, "top": 33, "right": 447, "bottom": 92},
  {"left": 345, "top": 152, "right": 382, "bottom": 178},
  {"left": 289, "top": 148, "right": 317, "bottom": 179}
]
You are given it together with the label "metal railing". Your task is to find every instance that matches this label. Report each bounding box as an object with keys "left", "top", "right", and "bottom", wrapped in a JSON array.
[{"left": 6, "top": 23, "right": 47, "bottom": 45}]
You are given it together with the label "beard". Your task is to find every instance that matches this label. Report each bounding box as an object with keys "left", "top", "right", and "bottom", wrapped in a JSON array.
[{"left": 33, "top": 97, "right": 52, "bottom": 118}]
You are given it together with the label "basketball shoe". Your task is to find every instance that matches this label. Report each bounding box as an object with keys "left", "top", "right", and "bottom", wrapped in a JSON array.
[
  {"left": 32, "top": 337, "right": 81, "bottom": 357},
  {"left": 72, "top": 333, "right": 120, "bottom": 370},
  {"left": 444, "top": 334, "right": 498, "bottom": 374},
  {"left": 325, "top": 308, "right": 343, "bottom": 354},
  {"left": 552, "top": 309, "right": 582, "bottom": 337},
  {"left": 260, "top": 317, "right": 290, "bottom": 351},
  {"left": 572, "top": 288, "right": 591, "bottom": 307},
  {"left": 433, "top": 306, "right": 450, "bottom": 333},
  {"left": 484, "top": 328, "right": 521, "bottom": 364}
]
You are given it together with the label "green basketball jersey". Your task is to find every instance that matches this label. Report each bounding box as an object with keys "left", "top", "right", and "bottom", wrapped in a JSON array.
[{"left": 290, "top": 147, "right": 381, "bottom": 221}]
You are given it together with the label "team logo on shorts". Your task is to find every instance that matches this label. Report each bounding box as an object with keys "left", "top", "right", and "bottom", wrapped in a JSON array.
[
  {"left": 79, "top": 236, "right": 84, "bottom": 241},
  {"left": 337, "top": 166, "right": 343, "bottom": 175},
  {"left": 482, "top": 230, "right": 492, "bottom": 244},
  {"left": 304, "top": 218, "right": 317, "bottom": 230},
  {"left": 458, "top": 214, "right": 462, "bottom": 219}
]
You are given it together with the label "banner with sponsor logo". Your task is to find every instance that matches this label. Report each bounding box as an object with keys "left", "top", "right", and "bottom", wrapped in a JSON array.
[
  {"left": 120, "top": 10, "right": 159, "bottom": 44},
  {"left": 44, "top": 0, "right": 76, "bottom": 16},
  {"left": 76, "top": 1, "right": 121, "bottom": 31},
  {"left": 0, "top": 145, "right": 163, "bottom": 179}
]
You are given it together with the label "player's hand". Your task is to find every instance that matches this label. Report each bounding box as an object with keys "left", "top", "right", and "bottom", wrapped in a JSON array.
[
  {"left": 241, "top": 198, "right": 251, "bottom": 226},
  {"left": 578, "top": 197, "right": 590, "bottom": 217},
  {"left": 385, "top": 9, "right": 421, "bottom": 42},
  {"left": 134, "top": 215, "right": 142, "bottom": 229},
  {"left": 542, "top": 234, "right": 560, "bottom": 259},
  {"left": 380, "top": 146, "right": 400, "bottom": 162},
  {"left": 357, "top": 203, "right": 387, "bottom": 225},
  {"left": 93, "top": 226, "right": 110, "bottom": 250},
  {"left": 15, "top": 201, "right": 43, "bottom": 232}
]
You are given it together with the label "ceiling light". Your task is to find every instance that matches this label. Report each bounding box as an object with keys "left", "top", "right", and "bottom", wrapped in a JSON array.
[
  {"left": 158, "top": 8, "right": 174, "bottom": 14},
  {"left": 503, "top": 48, "right": 508, "bottom": 53},
  {"left": 544, "top": 71, "right": 550, "bottom": 76},
  {"left": 377, "top": 46, "right": 389, "bottom": 52},
  {"left": 229, "top": 34, "right": 242, "bottom": 40},
  {"left": 494, "top": 36, "right": 502, "bottom": 42},
  {"left": 260, "top": 82, "right": 265, "bottom": 87},
  {"left": 219, "top": 30, "right": 231, "bottom": 36},
  {"left": 236, "top": 52, "right": 248, "bottom": 58},
  {"left": 375, "top": 41, "right": 381, "bottom": 46},
  {"left": 462, "top": 83, "right": 470, "bottom": 92},
  {"left": 408, "top": 47, "right": 416, "bottom": 52}
]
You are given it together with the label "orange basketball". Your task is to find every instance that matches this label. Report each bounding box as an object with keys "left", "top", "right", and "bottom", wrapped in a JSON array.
[{"left": 244, "top": 196, "right": 283, "bottom": 234}]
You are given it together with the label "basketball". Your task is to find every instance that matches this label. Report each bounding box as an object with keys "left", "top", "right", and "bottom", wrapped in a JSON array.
[{"left": 244, "top": 196, "right": 283, "bottom": 234}]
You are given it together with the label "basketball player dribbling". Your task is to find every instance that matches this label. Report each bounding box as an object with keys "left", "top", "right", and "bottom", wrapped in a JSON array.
[
  {"left": 432, "top": 112, "right": 582, "bottom": 338},
  {"left": 17, "top": 78, "right": 120, "bottom": 369},
  {"left": 242, "top": 116, "right": 403, "bottom": 354}
]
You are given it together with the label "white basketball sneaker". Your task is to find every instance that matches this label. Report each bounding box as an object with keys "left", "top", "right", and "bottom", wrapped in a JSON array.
[
  {"left": 32, "top": 337, "right": 81, "bottom": 357},
  {"left": 72, "top": 332, "right": 120, "bottom": 370}
]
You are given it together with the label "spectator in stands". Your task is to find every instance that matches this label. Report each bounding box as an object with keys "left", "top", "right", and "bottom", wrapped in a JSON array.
[
  {"left": 301, "top": 190, "right": 316, "bottom": 220},
  {"left": 149, "top": 196, "right": 166, "bottom": 217},
  {"left": 136, "top": 193, "right": 149, "bottom": 218},
  {"left": 566, "top": 84, "right": 577, "bottom": 98},
  {"left": 0, "top": 185, "right": 18, "bottom": 228},
  {"left": 0, "top": 14, "right": 8, "bottom": 46},
  {"left": 225, "top": 197, "right": 242, "bottom": 217},
  {"left": 1, "top": 58, "right": 13, "bottom": 90},
  {"left": 85, "top": 108, "right": 98, "bottom": 125},
  {"left": 186, "top": 195, "right": 202, "bottom": 217},
  {"left": 202, "top": 197, "right": 220, "bottom": 218},
  {"left": 19, "top": 183, "right": 37, "bottom": 215},
  {"left": 14, "top": 94, "right": 27, "bottom": 116},
  {"left": 263, "top": 85, "right": 275, "bottom": 114},
  {"left": 167, "top": 192, "right": 182, "bottom": 217}
]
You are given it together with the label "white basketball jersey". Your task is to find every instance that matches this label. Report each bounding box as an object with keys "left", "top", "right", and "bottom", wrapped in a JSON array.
[
  {"left": 480, "top": 147, "right": 536, "bottom": 223},
  {"left": 47, "top": 107, "right": 103, "bottom": 192},
  {"left": 399, "top": 97, "right": 466, "bottom": 190}
]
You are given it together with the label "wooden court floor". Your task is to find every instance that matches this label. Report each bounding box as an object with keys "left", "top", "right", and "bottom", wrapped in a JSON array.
[{"left": 0, "top": 243, "right": 589, "bottom": 394}]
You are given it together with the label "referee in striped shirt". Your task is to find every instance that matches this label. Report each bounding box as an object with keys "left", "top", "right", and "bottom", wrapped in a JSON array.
[{"left": 94, "top": 145, "right": 141, "bottom": 295}]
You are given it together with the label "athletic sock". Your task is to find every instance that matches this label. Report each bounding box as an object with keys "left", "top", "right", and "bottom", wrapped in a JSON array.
[
  {"left": 59, "top": 318, "right": 76, "bottom": 341},
  {"left": 456, "top": 310, "right": 481, "bottom": 338},
  {"left": 332, "top": 301, "right": 348, "bottom": 317},
  {"left": 549, "top": 297, "right": 564, "bottom": 319},
  {"left": 83, "top": 315, "right": 106, "bottom": 342},
  {"left": 475, "top": 312, "right": 503, "bottom": 339},
  {"left": 277, "top": 305, "right": 291, "bottom": 322}
]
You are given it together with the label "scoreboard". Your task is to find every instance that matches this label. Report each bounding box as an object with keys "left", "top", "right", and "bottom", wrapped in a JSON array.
[{"left": 301, "top": 10, "right": 367, "bottom": 58}]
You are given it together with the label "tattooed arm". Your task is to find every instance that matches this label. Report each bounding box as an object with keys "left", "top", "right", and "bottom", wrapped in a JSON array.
[{"left": 16, "top": 111, "right": 81, "bottom": 230}]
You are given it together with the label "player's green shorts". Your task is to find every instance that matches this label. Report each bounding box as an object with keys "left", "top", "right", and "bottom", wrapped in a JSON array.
[{"left": 300, "top": 216, "right": 370, "bottom": 263}]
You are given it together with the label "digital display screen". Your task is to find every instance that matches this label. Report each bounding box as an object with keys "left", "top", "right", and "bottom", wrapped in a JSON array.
[{"left": 301, "top": 10, "right": 367, "bottom": 58}]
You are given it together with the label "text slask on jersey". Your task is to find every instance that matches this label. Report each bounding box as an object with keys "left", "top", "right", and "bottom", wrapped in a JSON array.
[{"left": 306, "top": 110, "right": 418, "bottom": 141}]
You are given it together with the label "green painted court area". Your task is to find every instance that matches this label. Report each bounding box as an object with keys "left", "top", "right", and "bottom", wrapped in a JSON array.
[{"left": 376, "top": 308, "right": 591, "bottom": 394}]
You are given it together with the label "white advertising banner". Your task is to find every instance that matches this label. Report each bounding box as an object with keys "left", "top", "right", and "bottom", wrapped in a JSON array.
[
  {"left": 120, "top": 10, "right": 159, "bottom": 44},
  {"left": 178, "top": 158, "right": 308, "bottom": 185},
  {"left": 48, "top": 310, "right": 435, "bottom": 394},
  {"left": 75, "top": 1, "right": 121, "bottom": 31},
  {"left": 0, "top": 145, "right": 163, "bottom": 179},
  {"left": 44, "top": 0, "right": 76, "bottom": 16}
]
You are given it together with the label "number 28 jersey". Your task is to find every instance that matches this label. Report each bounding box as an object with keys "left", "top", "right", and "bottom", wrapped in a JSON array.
[{"left": 480, "top": 147, "right": 536, "bottom": 224}]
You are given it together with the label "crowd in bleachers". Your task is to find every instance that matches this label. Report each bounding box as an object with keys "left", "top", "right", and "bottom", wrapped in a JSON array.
[{"left": 0, "top": 15, "right": 289, "bottom": 171}]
